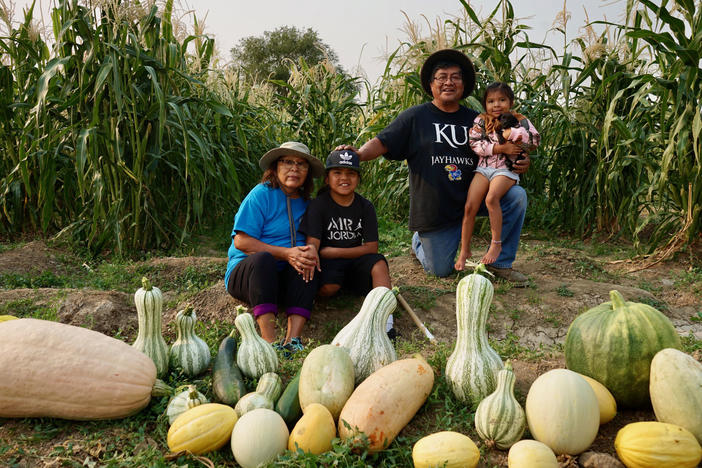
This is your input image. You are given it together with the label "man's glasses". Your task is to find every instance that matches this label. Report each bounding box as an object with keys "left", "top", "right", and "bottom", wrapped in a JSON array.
[
  {"left": 433, "top": 74, "right": 463, "bottom": 84},
  {"left": 279, "top": 159, "right": 309, "bottom": 170}
]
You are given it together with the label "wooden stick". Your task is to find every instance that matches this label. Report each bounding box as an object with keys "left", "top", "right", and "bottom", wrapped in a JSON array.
[{"left": 396, "top": 293, "right": 436, "bottom": 343}]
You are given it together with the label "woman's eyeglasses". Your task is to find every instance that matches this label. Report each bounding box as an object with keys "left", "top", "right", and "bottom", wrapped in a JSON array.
[{"left": 279, "top": 159, "right": 309, "bottom": 170}]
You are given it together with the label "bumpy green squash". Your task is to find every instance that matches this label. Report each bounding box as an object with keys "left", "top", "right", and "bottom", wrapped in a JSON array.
[
  {"left": 564, "top": 290, "right": 681, "bottom": 408},
  {"left": 298, "top": 344, "right": 355, "bottom": 420},
  {"left": 445, "top": 264, "right": 502, "bottom": 405}
]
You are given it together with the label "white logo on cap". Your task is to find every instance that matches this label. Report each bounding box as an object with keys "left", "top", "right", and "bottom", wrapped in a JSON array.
[{"left": 339, "top": 151, "right": 353, "bottom": 165}]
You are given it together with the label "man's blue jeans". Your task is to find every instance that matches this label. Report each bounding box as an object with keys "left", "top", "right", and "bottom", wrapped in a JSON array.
[{"left": 412, "top": 185, "right": 527, "bottom": 277}]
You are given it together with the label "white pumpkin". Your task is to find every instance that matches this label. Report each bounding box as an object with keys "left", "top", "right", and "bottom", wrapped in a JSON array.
[
  {"left": 230, "top": 408, "right": 288, "bottom": 468},
  {"left": 650, "top": 348, "right": 702, "bottom": 443},
  {"left": 525, "top": 368, "right": 599, "bottom": 455}
]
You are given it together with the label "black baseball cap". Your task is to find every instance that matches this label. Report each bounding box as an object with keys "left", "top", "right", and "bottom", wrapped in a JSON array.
[{"left": 326, "top": 150, "right": 360, "bottom": 173}]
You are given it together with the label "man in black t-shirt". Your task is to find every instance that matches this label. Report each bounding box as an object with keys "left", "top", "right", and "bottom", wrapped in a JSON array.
[{"left": 338, "top": 49, "right": 530, "bottom": 284}]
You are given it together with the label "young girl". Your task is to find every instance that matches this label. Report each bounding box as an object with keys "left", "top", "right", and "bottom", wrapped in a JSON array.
[
  {"left": 455, "top": 82, "right": 540, "bottom": 269},
  {"left": 299, "top": 149, "right": 396, "bottom": 335}
]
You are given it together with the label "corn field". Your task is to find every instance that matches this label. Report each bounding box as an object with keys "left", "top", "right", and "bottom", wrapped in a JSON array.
[{"left": 1, "top": 0, "right": 699, "bottom": 258}]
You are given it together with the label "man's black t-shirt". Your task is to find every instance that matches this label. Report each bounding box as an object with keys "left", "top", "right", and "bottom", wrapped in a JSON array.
[
  {"left": 299, "top": 191, "right": 379, "bottom": 248},
  {"left": 377, "top": 102, "right": 479, "bottom": 232}
]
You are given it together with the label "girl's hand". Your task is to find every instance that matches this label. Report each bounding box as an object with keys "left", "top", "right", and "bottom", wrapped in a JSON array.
[{"left": 495, "top": 141, "right": 523, "bottom": 156}]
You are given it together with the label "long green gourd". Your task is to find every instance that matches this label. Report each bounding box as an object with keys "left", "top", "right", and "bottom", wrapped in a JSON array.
[
  {"left": 445, "top": 264, "right": 503, "bottom": 406},
  {"left": 132, "top": 277, "right": 169, "bottom": 377}
]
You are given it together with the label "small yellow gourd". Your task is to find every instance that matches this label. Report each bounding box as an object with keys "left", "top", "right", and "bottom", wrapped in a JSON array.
[
  {"left": 615, "top": 421, "right": 702, "bottom": 468},
  {"left": 507, "top": 439, "right": 558, "bottom": 468},
  {"left": 578, "top": 373, "right": 617, "bottom": 424},
  {"left": 412, "top": 431, "right": 480, "bottom": 468},
  {"left": 288, "top": 403, "right": 336, "bottom": 454},
  {"left": 167, "top": 403, "right": 237, "bottom": 454}
]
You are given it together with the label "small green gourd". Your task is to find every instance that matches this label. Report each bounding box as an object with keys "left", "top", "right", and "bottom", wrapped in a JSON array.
[
  {"left": 445, "top": 264, "right": 503, "bottom": 405},
  {"left": 331, "top": 286, "right": 398, "bottom": 384},
  {"left": 132, "top": 277, "right": 169, "bottom": 377},
  {"left": 474, "top": 361, "right": 526, "bottom": 449},
  {"left": 234, "top": 306, "right": 278, "bottom": 379},
  {"left": 169, "top": 305, "right": 211, "bottom": 377},
  {"left": 234, "top": 372, "right": 283, "bottom": 417},
  {"left": 166, "top": 385, "right": 209, "bottom": 424}
]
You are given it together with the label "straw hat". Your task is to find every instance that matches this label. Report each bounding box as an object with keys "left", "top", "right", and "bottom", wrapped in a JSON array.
[{"left": 259, "top": 141, "right": 324, "bottom": 178}]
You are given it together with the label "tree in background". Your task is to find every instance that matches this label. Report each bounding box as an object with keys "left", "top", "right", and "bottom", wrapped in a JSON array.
[{"left": 230, "top": 25, "right": 342, "bottom": 83}]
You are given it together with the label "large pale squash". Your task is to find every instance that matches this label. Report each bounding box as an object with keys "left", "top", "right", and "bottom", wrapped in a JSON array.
[
  {"left": 298, "top": 344, "right": 355, "bottom": 420},
  {"left": 445, "top": 264, "right": 503, "bottom": 406},
  {"left": 507, "top": 440, "right": 558, "bottom": 468},
  {"left": 0, "top": 318, "right": 161, "bottom": 420},
  {"left": 288, "top": 403, "right": 336, "bottom": 455},
  {"left": 412, "top": 431, "right": 480, "bottom": 468},
  {"left": 615, "top": 421, "right": 702, "bottom": 468},
  {"left": 564, "top": 290, "right": 681, "bottom": 408},
  {"left": 649, "top": 348, "right": 702, "bottom": 443},
  {"left": 167, "top": 403, "right": 237, "bottom": 454},
  {"left": 331, "top": 286, "right": 397, "bottom": 384},
  {"left": 338, "top": 354, "right": 434, "bottom": 452},
  {"left": 525, "top": 368, "right": 599, "bottom": 455},
  {"left": 231, "top": 408, "right": 289, "bottom": 468}
]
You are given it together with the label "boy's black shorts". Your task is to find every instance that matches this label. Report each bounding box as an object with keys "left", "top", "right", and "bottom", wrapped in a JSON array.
[{"left": 319, "top": 253, "right": 387, "bottom": 295}]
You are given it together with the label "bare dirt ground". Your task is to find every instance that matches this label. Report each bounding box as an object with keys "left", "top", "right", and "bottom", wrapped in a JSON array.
[{"left": 0, "top": 239, "right": 700, "bottom": 467}]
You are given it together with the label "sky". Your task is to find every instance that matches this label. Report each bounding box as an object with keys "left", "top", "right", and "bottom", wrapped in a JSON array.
[{"left": 12, "top": 0, "right": 626, "bottom": 83}]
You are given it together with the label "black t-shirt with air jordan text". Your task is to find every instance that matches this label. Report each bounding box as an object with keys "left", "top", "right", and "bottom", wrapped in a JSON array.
[
  {"left": 299, "top": 191, "right": 379, "bottom": 249},
  {"left": 377, "top": 102, "right": 479, "bottom": 232}
]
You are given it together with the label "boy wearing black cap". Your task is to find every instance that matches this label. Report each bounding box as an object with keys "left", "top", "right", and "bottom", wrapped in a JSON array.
[{"left": 300, "top": 149, "right": 391, "bottom": 301}]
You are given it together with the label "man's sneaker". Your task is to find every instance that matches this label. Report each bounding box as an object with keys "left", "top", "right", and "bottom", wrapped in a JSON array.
[{"left": 485, "top": 265, "right": 528, "bottom": 287}]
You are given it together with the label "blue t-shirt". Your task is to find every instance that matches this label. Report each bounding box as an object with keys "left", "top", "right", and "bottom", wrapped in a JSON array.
[{"left": 224, "top": 183, "right": 309, "bottom": 287}]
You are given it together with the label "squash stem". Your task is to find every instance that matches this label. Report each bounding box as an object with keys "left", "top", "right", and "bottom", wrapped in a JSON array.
[{"left": 609, "top": 290, "right": 626, "bottom": 309}]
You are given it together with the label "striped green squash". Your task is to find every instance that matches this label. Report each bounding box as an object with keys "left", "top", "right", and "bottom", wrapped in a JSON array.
[
  {"left": 445, "top": 264, "right": 502, "bottom": 405},
  {"left": 565, "top": 290, "right": 681, "bottom": 408},
  {"left": 166, "top": 385, "right": 208, "bottom": 424},
  {"left": 235, "top": 308, "right": 278, "bottom": 379},
  {"left": 234, "top": 372, "right": 283, "bottom": 417},
  {"left": 169, "top": 306, "right": 211, "bottom": 377},
  {"left": 132, "top": 277, "right": 169, "bottom": 378},
  {"left": 331, "top": 286, "right": 397, "bottom": 384},
  {"left": 475, "top": 361, "right": 525, "bottom": 450}
]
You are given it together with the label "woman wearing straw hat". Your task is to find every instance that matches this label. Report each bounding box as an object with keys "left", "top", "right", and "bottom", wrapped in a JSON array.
[{"left": 224, "top": 141, "right": 324, "bottom": 354}]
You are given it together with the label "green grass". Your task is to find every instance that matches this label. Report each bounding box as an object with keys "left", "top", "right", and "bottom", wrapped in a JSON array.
[{"left": 556, "top": 284, "right": 574, "bottom": 297}]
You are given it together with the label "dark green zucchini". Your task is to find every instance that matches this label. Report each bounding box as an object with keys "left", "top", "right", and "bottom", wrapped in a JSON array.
[
  {"left": 212, "top": 330, "right": 247, "bottom": 405},
  {"left": 275, "top": 368, "right": 302, "bottom": 428}
]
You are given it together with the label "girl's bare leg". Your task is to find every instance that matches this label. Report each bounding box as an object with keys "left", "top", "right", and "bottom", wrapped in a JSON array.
[
  {"left": 371, "top": 260, "right": 391, "bottom": 288},
  {"left": 318, "top": 283, "right": 341, "bottom": 297},
  {"left": 482, "top": 175, "right": 516, "bottom": 264},
  {"left": 455, "top": 173, "right": 490, "bottom": 270}
]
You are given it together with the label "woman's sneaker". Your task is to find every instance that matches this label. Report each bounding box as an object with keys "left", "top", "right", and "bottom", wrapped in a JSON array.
[{"left": 287, "top": 337, "right": 305, "bottom": 353}]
